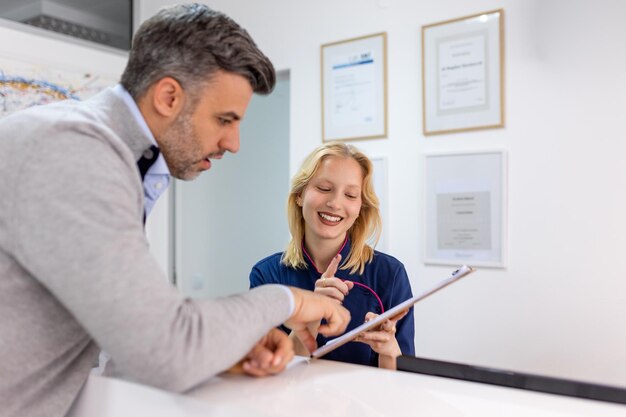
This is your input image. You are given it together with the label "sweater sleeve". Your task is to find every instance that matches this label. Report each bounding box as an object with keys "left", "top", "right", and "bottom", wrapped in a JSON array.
[{"left": 11, "top": 131, "right": 292, "bottom": 392}]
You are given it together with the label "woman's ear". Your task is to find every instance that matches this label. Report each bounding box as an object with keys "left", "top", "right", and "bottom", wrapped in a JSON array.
[{"left": 295, "top": 195, "right": 303, "bottom": 207}]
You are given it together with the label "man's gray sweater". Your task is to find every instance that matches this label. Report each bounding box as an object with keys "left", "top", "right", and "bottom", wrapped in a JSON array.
[{"left": 0, "top": 89, "right": 291, "bottom": 417}]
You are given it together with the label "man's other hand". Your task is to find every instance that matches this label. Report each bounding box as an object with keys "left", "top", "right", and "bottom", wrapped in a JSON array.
[
  {"left": 229, "top": 328, "right": 294, "bottom": 377},
  {"left": 284, "top": 287, "right": 351, "bottom": 353}
]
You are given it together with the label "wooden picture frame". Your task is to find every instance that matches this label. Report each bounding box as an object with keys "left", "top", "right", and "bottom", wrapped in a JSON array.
[
  {"left": 321, "top": 32, "right": 387, "bottom": 142},
  {"left": 422, "top": 10, "right": 505, "bottom": 135}
]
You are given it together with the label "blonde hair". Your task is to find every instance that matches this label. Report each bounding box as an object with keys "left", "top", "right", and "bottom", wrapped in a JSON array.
[{"left": 282, "top": 142, "right": 382, "bottom": 274}]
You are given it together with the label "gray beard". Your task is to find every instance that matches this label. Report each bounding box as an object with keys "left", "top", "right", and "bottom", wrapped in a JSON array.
[{"left": 158, "top": 111, "right": 203, "bottom": 181}]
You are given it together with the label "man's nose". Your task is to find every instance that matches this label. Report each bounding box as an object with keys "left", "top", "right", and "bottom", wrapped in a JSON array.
[{"left": 222, "top": 129, "right": 240, "bottom": 154}]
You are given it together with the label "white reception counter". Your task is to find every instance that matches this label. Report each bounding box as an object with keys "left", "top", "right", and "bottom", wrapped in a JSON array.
[{"left": 69, "top": 357, "right": 626, "bottom": 417}]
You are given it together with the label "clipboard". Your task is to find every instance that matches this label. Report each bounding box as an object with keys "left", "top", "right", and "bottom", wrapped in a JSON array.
[{"left": 311, "top": 265, "right": 475, "bottom": 359}]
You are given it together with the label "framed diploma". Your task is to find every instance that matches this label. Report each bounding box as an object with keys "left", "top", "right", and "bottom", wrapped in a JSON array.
[
  {"left": 422, "top": 10, "right": 505, "bottom": 135},
  {"left": 424, "top": 150, "right": 507, "bottom": 267},
  {"left": 321, "top": 32, "right": 387, "bottom": 142}
]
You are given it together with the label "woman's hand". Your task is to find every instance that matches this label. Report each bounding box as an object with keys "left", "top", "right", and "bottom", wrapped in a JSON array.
[
  {"left": 290, "top": 254, "right": 354, "bottom": 354},
  {"left": 355, "top": 309, "right": 408, "bottom": 370},
  {"left": 313, "top": 254, "right": 354, "bottom": 303}
]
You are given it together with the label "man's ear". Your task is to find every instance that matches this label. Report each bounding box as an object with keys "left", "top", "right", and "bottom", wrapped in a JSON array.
[{"left": 151, "top": 77, "right": 185, "bottom": 118}]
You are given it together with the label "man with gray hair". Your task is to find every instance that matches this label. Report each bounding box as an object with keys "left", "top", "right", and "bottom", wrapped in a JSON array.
[{"left": 0, "top": 4, "right": 349, "bottom": 417}]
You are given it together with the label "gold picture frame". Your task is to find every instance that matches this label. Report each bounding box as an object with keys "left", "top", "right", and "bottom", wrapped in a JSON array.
[
  {"left": 422, "top": 10, "right": 505, "bottom": 136},
  {"left": 321, "top": 32, "right": 387, "bottom": 142}
]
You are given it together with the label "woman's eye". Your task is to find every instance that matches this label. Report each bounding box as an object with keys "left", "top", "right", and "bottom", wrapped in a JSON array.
[
  {"left": 346, "top": 194, "right": 358, "bottom": 199},
  {"left": 317, "top": 186, "right": 330, "bottom": 192}
]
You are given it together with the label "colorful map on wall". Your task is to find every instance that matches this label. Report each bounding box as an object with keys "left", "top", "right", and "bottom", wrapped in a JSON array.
[{"left": 0, "top": 57, "right": 118, "bottom": 117}]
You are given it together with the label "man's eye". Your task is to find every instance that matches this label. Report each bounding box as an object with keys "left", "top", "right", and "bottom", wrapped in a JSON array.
[{"left": 218, "top": 117, "right": 232, "bottom": 126}]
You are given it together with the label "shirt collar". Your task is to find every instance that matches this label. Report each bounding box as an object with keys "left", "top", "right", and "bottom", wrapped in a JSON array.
[
  {"left": 112, "top": 84, "right": 170, "bottom": 176},
  {"left": 302, "top": 234, "right": 352, "bottom": 275}
]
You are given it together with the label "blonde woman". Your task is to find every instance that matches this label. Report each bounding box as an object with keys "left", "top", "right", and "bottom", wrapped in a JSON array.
[{"left": 250, "top": 142, "right": 414, "bottom": 369}]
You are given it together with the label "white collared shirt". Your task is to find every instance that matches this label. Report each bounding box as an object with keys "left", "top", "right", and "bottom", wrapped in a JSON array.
[{"left": 112, "top": 84, "right": 170, "bottom": 216}]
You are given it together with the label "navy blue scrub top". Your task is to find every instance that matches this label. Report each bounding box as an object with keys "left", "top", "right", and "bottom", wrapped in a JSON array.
[{"left": 250, "top": 238, "right": 415, "bottom": 367}]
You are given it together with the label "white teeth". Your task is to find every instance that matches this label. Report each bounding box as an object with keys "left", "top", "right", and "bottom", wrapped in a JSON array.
[{"left": 319, "top": 213, "right": 341, "bottom": 222}]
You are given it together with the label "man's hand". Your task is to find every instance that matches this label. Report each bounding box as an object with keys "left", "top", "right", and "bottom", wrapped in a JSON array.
[
  {"left": 228, "top": 328, "right": 294, "bottom": 377},
  {"left": 314, "top": 254, "right": 354, "bottom": 303},
  {"left": 284, "top": 287, "right": 351, "bottom": 353}
]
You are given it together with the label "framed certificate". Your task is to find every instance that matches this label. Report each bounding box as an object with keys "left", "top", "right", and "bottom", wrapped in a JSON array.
[
  {"left": 321, "top": 32, "right": 387, "bottom": 142},
  {"left": 422, "top": 10, "right": 505, "bottom": 135},
  {"left": 424, "top": 150, "right": 507, "bottom": 267}
]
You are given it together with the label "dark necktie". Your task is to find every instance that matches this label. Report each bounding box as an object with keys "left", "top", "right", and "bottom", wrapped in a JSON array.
[
  {"left": 136, "top": 145, "right": 160, "bottom": 224},
  {"left": 137, "top": 145, "right": 160, "bottom": 181}
]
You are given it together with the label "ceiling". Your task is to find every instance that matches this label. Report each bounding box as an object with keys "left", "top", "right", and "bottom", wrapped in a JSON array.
[
  {"left": 0, "top": 0, "right": 132, "bottom": 49},
  {"left": 0, "top": 0, "right": 130, "bottom": 23}
]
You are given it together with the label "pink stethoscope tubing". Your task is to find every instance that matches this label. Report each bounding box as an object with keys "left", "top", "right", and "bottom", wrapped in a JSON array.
[
  {"left": 348, "top": 281, "right": 385, "bottom": 314},
  {"left": 302, "top": 240, "right": 385, "bottom": 314}
]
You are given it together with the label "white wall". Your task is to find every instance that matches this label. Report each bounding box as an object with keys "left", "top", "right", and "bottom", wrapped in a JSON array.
[{"left": 139, "top": 0, "right": 626, "bottom": 386}]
